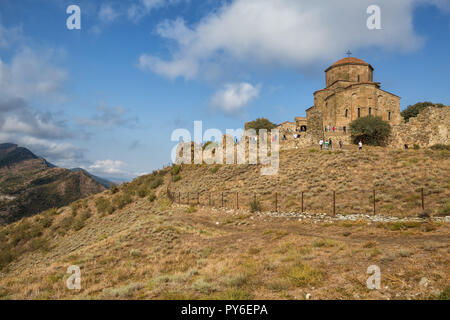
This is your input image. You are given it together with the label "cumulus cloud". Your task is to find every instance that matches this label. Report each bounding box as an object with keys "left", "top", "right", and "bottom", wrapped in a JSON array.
[
  {"left": 0, "top": 47, "right": 67, "bottom": 101},
  {"left": 139, "top": 0, "right": 448, "bottom": 80},
  {"left": 88, "top": 159, "right": 126, "bottom": 175},
  {"left": 77, "top": 104, "right": 138, "bottom": 128},
  {"left": 210, "top": 82, "right": 261, "bottom": 114}
]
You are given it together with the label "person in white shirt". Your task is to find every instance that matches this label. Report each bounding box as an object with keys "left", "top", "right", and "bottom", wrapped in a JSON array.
[
  {"left": 319, "top": 139, "right": 324, "bottom": 150},
  {"left": 358, "top": 141, "right": 363, "bottom": 150}
]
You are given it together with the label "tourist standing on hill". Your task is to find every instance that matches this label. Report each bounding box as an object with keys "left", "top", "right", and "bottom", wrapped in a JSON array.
[
  {"left": 339, "top": 140, "right": 343, "bottom": 149},
  {"left": 329, "top": 138, "right": 333, "bottom": 149},
  {"left": 358, "top": 141, "right": 363, "bottom": 150},
  {"left": 319, "top": 139, "right": 323, "bottom": 150},
  {"left": 324, "top": 140, "right": 329, "bottom": 150}
]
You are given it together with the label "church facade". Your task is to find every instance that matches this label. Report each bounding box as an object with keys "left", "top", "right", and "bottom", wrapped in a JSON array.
[{"left": 284, "top": 57, "right": 402, "bottom": 143}]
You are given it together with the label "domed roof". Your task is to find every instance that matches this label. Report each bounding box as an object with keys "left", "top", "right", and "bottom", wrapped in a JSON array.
[
  {"left": 326, "top": 57, "right": 373, "bottom": 71},
  {"left": 332, "top": 57, "right": 369, "bottom": 66}
]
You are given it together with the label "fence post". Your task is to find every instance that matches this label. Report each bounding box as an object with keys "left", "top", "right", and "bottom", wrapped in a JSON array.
[
  {"left": 373, "top": 190, "right": 376, "bottom": 215},
  {"left": 275, "top": 192, "right": 278, "bottom": 212},
  {"left": 421, "top": 188, "right": 424, "bottom": 210},
  {"left": 236, "top": 192, "right": 239, "bottom": 209},
  {"left": 333, "top": 191, "right": 336, "bottom": 216},
  {"left": 301, "top": 192, "right": 304, "bottom": 213}
]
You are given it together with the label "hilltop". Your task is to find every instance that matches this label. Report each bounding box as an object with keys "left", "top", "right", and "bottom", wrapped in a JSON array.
[
  {"left": 0, "top": 143, "right": 106, "bottom": 225},
  {"left": 0, "top": 145, "right": 448, "bottom": 299}
]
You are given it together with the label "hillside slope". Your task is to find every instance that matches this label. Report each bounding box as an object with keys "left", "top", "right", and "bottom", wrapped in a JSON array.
[
  {"left": 0, "top": 146, "right": 448, "bottom": 300},
  {"left": 0, "top": 144, "right": 106, "bottom": 224}
]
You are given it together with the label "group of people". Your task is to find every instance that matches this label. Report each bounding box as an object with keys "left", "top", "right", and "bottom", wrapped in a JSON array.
[
  {"left": 319, "top": 138, "right": 343, "bottom": 150},
  {"left": 325, "top": 125, "right": 336, "bottom": 132},
  {"left": 318, "top": 139, "right": 363, "bottom": 150}
]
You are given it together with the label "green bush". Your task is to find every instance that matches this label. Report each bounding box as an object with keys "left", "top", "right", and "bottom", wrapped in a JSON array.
[
  {"left": 431, "top": 144, "right": 450, "bottom": 151},
  {"left": 401, "top": 102, "right": 446, "bottom": 122},
  {"left": 170, "top": 165, "right": 181, "bottom": 176},
  {"left": 438, "top": 201, "right": 450, "bottom": 217},
  {"left": 413, "top": 144, "right": 420, "bottom": 150},
  {"left": 137, "top": 186, "right": 149, "bottom": 198},
  {"left": 210, "top": 165, "right": 220, "bottom": 174},
  {"left": 110, "top": 185, "right": 119, "bottom": 194},
  {"left": 249, "top": 200, "right": 262, "bottom": 213},
  {"left": 148, "top": 193, "right": 157, "bottom": 202},
  {"left": 173, "top": 175, "right": 182, "bottom": 182},
  {"left": 349, "top": 116, "right": 392, "bottom": 146},
  {"left": 95, "top": 197, "right": 114, "bottom": 214},
  {"left": 112, "top": 193, "right": 132, "bottom": 210},
  {"left": 151, "top": 177, "right": 163, "bottom": 189},
  {"left": 245, "top": 118, "right": 277, "bottom": 134}
]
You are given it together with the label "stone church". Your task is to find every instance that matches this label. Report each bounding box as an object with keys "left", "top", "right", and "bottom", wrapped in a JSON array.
[{"left": 278, "top": 57, "right": 402, "bottom": 145}]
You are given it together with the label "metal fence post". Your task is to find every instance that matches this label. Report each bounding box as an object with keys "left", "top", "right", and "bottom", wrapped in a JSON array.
[
  {"left": 301, "top": 192, "right": 304, "bottom": 213},
  {"left": 333, "top": 191, "right": 336, "bottom": 216},
  {"left": 275, "top": 192, "right": 278, "bottom": 212},
  {"left": 421, "top": 188, "right": 425, "bottom": 210},
  {"left": 373, "top": 190, "right": 376, "bottom": 215}
]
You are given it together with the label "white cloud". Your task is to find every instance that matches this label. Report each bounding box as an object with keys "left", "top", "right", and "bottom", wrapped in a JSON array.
[
  {"left": 0, "top": 47, "right": 67, "bottom": 101},
  {"left": 99, "top": 4, "right": 120, "bottom": 23},
  {"left": 139, "top": 0, "right": 448, "bottom": 80},
  {"left": 210, "top": 82, "right": 261, "bottom": 114},
  {"left": 88, "top": 160, "right": 126, "bottom": 175}
]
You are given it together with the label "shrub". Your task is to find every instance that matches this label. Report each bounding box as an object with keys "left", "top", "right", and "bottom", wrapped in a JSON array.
[
  {"left": 438, "top": 201, "right": 450, "bottom": 217},
  {"left": 210, "top": 165, "right": 220, "bottom": 174},
  {"left": 438, "top": 287, "right": 450, "bottom": 300},
  {"left": 148, "top": 193, "right": 157, "bottom": 202},
  {"left": 170, "top": 165, "right": 181, "bottom": 176},
  {"left": 95, "top": 197, "right": 114, "bottom": 214},
  {"left": 283, "top": 263, "right": 324, "bottom": 287},
  {"left": 110, "top": 185, "right": 119, "bottom": 194},
  {"left": 245, "top": 118, "right": 277, "bottom": 134},
  {"left": 187, "top": 205, "right": 197, "bottom": 213},
  {"left": 431, "top": 144, "right": 450, "bottom": 151},
  {"left": 173, "top": 175, "right": 182, "bottom": 182},
  {"left": 112, "top": 194, "right": 132, "bottom": 210},
  {"left": 249, "top": 200, "right": 262, "bottom": 213},
  {"left": 401, "top": 102, "right": 446, "bottom": 122},
  {"left": 349, "top": 116, "right": 392, "bottom": 146},
  {"left": 151, "top": 177, "right": 163, "bottom": 189},
  {"left": 137, "top": 186, "right": 149, "bottom": 198}
]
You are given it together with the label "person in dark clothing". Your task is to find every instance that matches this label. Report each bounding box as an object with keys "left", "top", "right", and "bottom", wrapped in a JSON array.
[
  {"left": 329, "top": 138, "right": 333, "bottom": 149},
  {"left": 339, "top": 140, "right": 343, "bottom": 149},
  {"left": 404, "top": 144, "right": 409, "bottom": 150}
]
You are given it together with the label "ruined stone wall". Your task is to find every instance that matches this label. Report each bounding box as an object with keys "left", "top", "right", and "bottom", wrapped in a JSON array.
[{"left": 388, "top": 106, "right": 449, "bottom": 148}]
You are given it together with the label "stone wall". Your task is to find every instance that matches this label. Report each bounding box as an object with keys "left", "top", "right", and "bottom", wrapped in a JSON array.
[{"left": 388, "top": 106, "right": 449, "bottom": 148}]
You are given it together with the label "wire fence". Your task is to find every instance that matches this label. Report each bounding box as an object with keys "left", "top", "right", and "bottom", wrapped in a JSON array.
[{"left": 168, "top": 187, "right": 433, "bottom": 216}]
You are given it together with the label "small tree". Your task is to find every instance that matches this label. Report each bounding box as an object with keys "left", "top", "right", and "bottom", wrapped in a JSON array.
[
  {"left": 401, "top": 102, "right": 446, "bottom": 123},
  {"left": 350, "top": 116, "right": 391, "bottom": 146},
  {"left": 245, "top": 118, "right": 277, "bottom": 134}
]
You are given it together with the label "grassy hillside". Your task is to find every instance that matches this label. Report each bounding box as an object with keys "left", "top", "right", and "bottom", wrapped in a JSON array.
[{"left": 0, "top": 145, "right": 448, "bottom": 300}]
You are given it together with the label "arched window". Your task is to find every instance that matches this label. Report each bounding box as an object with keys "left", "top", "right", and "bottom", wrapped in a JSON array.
[
  {"left": 345, "top": 109, "right": 348, "bottom": 118},
  {"left": 369, "top": 107, "right": 372, "bottom": 116},
  {"left": 358, "top": 75, "right": 361, "bottom": 82},
  {"left": 388, "top": 112, "right": 391, "bottom": 121},
  {"left": 300, "top": 125, "right": 307, "bottom": 132},
  {"left": 343, "top": 126, "right": 347, "bottom": 134},
  {"left": 358, "top": 108, "right": 361, "bottom": 118}
]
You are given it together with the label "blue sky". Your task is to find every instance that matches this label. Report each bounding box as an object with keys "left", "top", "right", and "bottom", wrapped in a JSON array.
[{"left": 0, "top": 0, "right": 449, "bottom": 181}]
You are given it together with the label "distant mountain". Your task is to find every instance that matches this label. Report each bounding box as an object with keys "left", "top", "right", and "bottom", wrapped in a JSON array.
[
  {"left": 0, "top": 143, "right": 105, "bottom": 225},
  {"left": 70, "top": 168, "right": 115, "bottom": 189}
]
